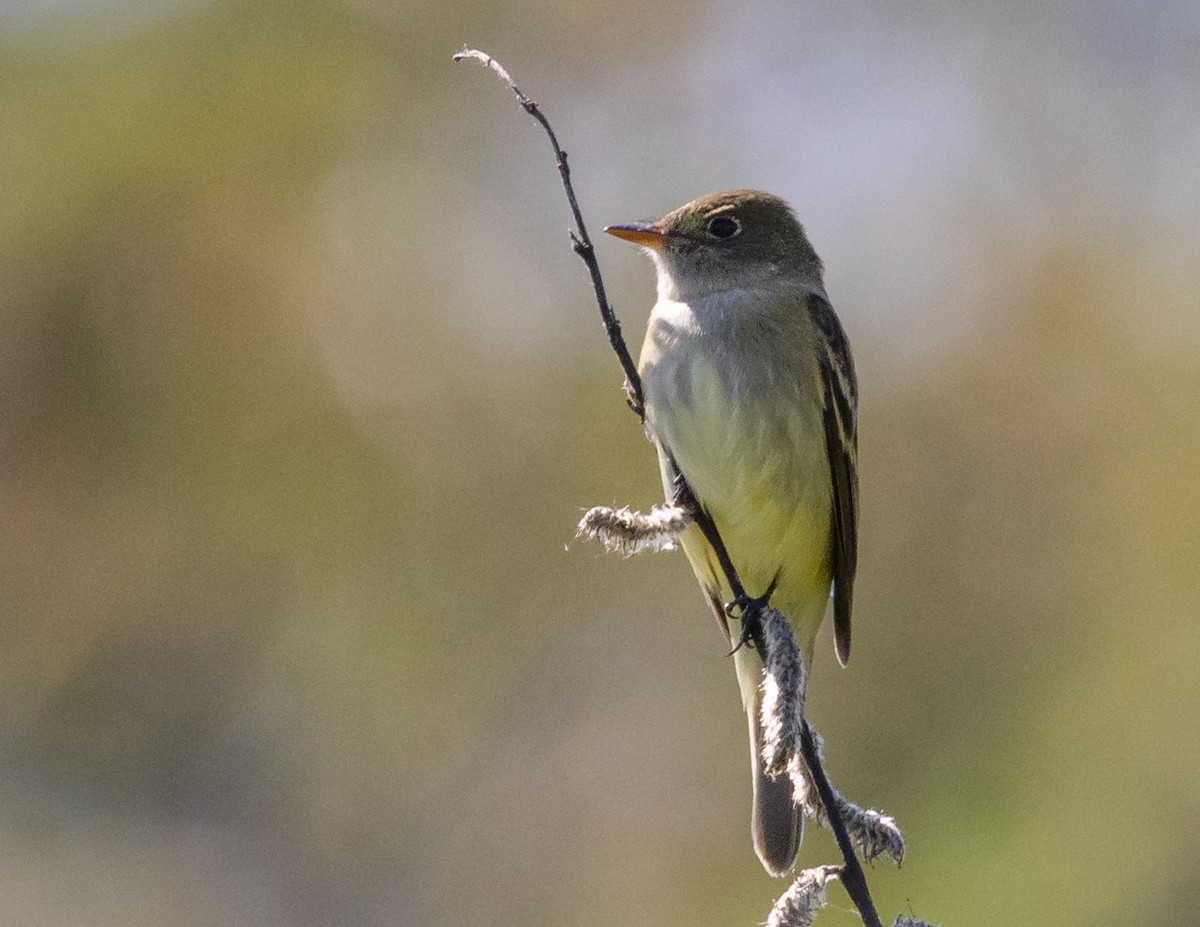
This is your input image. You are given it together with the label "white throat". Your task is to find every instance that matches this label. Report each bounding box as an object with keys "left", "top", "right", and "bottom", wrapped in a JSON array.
[{"left": 651, "top": 253, "right": 826, "bottom": 309}]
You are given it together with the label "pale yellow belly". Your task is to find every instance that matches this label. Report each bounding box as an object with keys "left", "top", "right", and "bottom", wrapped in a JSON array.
[{"left": 647, "top": 352, "right": 833, "bottom": 659}]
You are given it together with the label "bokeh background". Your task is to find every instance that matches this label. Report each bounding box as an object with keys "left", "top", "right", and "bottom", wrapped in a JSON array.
[{"left": 3, "top": 1, "right": 1198, "bottom": 924}]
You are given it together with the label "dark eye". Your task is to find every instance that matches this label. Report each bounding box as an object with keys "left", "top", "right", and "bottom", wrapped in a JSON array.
[{"left": 706, "top": 215, "right": 741, "bottom": 239}]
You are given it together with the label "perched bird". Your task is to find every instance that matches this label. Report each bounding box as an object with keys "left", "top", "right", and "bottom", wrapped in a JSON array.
[{"left": 606, "top": 190, "right": 858, "bottom": 876}]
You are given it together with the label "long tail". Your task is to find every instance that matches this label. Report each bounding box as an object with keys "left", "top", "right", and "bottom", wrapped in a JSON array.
[{"left": 735, "top": 645, "right": 801, "bottom": 876}]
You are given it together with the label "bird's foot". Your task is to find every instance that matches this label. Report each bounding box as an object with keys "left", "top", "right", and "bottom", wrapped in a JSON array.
[
  {"left": 726, "top": 595, "right": 765, "bottom": 655},
  {"left": 725, "top": 573, "right": 781, "bottom": 656}
]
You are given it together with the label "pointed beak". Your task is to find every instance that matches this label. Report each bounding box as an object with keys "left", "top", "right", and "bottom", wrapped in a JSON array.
[{"left": 604, "top": 222, "right": 667, "bottom": 250}]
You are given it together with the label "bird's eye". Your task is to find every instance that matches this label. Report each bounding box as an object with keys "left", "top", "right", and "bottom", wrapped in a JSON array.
[{"left": 706, "top": 215, "right": 741, "bottom": 239}]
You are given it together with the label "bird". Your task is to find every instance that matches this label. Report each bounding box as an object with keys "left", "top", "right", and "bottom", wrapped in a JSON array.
[{"left": 605, "top": 189, "right": 858, "bottom": 876}]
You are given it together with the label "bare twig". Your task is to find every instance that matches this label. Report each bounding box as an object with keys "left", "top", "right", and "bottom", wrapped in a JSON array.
[
  {"left": 799, "top": 719, "right": 884, "bottom": 927},
  {"left": 452, "top": 46, "right": 644, "bottom": 417}
]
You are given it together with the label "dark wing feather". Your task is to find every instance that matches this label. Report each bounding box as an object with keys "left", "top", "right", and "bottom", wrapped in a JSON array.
[{"left": 809, "top": 294, "right": 859, "bottom": 666}]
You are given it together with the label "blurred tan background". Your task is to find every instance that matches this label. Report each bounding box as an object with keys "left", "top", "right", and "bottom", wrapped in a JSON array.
[{"left": 2, "top": 1, "right": 1199, "bottom": 924}]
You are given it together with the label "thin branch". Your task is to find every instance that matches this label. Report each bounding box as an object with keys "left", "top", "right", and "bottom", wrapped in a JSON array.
[
  {"left": 452, "top": 46, "right": 644, "bottom": 417},
  {"left": 800, "top": 720, "right": 884, "bottom": 927},
  {"left": 454, "top": 47, "right": 915, "bottom": 927}
]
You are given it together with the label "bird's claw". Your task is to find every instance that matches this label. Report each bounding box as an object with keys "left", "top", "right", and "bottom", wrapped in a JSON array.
[
  {"left": 726, "top": 593, "right": 767, "bottom": 655},
  {"left": 724, "top": 572, "right": 781, "bottom": 656}
]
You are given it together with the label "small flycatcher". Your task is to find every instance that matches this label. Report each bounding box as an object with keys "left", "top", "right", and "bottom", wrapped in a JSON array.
[{"left": 606, "top": 190, "right": 858, "bottom": 877}]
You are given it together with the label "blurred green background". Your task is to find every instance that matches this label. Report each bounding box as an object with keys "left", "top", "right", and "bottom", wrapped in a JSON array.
[{"left": 2, "top": 1, "right": 1198, "bottom": 924}]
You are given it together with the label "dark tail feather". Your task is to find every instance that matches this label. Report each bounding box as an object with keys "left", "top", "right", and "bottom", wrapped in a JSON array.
[
  {"left": 742, "top": 655, "right": 802, "bottom": 876},
  {"left": 708, "top": 590, "right": 801, "bottom": 875}
]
